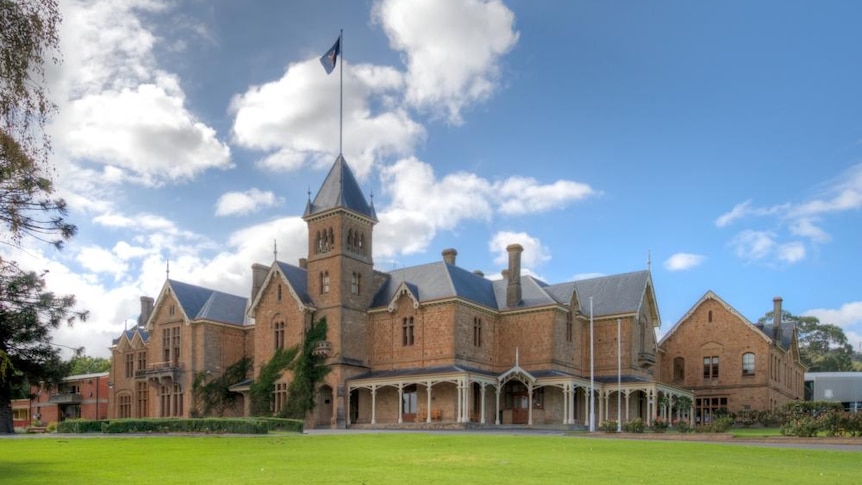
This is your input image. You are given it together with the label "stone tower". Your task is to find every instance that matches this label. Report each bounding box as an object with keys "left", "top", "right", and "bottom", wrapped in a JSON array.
[{"left": 302, "top": 154, "right": 376, "bottom": 427}]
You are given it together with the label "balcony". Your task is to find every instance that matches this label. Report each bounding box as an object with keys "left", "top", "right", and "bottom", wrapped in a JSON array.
[
  {"left": 638, "top": 352, "right": 656, "bottom": 367},
  {"left": 313, "top": 341, "right": 332, "bottom": 357},
  {"left": 49, "top": 393, "right": 83, "bottom": 404},
  {"left": 141, "top": 361, "right": 183, "bottom": 382}
]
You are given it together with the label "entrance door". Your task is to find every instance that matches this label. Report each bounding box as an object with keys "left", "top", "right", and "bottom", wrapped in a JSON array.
[{"left": 512, "top": 393, "right": 529, "bottom": 424}]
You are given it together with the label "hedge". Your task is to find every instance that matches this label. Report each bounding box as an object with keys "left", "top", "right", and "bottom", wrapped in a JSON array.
[{"left": 56, "top": 418, "right": 304, "bottom": 434}]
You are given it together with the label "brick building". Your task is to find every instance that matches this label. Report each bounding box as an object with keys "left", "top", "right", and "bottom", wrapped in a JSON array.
[
  {"left": 111, "top": 155, "right": 691, "bottom": 428},
  {"left": 11, "top": 372, "right": 110, "bottom": 430},
  {"left": 657, "top": 291, "right": 805, "bottom": 423}
]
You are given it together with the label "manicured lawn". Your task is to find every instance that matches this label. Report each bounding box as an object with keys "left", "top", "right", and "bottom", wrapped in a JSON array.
[
  {"left": 0, "top": 432, "right": 857, "bottom": 484},
  {"left": 731, "top": 427, "right": 784, "bottom": 438}
]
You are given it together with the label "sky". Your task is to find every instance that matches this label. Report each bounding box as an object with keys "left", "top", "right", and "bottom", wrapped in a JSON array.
[{"left": 8, "top": 0, "right": 862, "bottom": 359}]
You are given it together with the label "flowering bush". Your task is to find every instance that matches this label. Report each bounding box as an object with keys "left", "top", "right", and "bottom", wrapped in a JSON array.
[
  {"left": 650, "top": 418, "right": 669, "bottom": 433},
  {"left": 622, "top": 417, "right": 645, "bottom": 433},
  {"left": 599, "top": 420, "right": 619, "bottom": 433}
]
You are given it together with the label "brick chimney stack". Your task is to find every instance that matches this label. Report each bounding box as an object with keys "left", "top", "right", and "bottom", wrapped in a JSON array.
[
  {"left": 251, "top": 263, "right": 269, "bottom": 302},
  {"left": 773, "top": 296, "right": 783, "bottom": 344},
  {"left": 442, "top": 248, "right": 457, "bottom": 266},
  {"left": 137, "top": 296, "right": 154, "bottom": 327},
  {"left": 506, "top": 244, "right": 523, "bottom": 307}
]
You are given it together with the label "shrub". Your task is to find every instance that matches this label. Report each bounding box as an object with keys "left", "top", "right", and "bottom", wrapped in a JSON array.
[
  {"left": 599, "top": 420, "right": 618, "bottom": 433},
  {"left": 257, "top": 417, "right": 305, "bottom": 433},
  {"left": 101, "top": 418, "right": 269, "bottom": 434},
  {"left": 781, "top": 417, "right": 819, "bottom": 437},
  {"left": 45, "top": 421, "right": 58, "bottom": 433},
  {"left": 622, "top": 418, "right": 645, "bottom": 433},
  {"left": 674, "top": 420, "right": 693, "bottom": 434},
  {"left": 57, "top": 419, "right": 106, "bottom": 433},
  {"left": 650, "top": 418, "right": 668, "bottom": 433}
]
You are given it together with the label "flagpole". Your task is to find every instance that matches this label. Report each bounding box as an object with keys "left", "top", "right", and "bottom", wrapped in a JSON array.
[
  {"left": 589, "top": 297, "right": 595, "bottom": 433},
  {"left": 617, "top": 317, "right": 622, "bottom": 433},
  {"left": 339, "top": 29, "right": 343, "bottom": 155}
]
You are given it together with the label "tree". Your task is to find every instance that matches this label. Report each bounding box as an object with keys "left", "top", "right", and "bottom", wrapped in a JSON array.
[
  {"left": 0, "top": 264, "right": 86, "bottom": 433},
  {"left": 0, "top": 0, "right": 84, "bottom": 434},
  {"left": 68, "top": 354, "right": 111, "bottom": 375},
  {"left": 1, "top": 0, "right": 74, "bottom": 249},
  {"left": 759, "top": 310, "right": 854, "bottom": 372}
]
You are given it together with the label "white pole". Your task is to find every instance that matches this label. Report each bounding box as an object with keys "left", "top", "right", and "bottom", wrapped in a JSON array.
[
  {"left": 589, "top": 297, "right": 595, "bottom": 432},
  {"left": 617, "top": 318, "right": 622, "bottom": 433},
  {"left": 339, "top": 29, "right": 343, "bottom": 155}
]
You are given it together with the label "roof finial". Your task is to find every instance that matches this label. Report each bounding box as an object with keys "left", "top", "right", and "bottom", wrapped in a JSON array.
[
  {"left": 166, "top": 259, "right": 170, "bottom": 280},
  {"left": 647, "top": 250, "right": 652, "bottom": 271},
  {"left": 273, "top": 239, "right": 278, "bottom": 261},
  {"left": 307, "top": 186, "right": 311, "bottom": 201},
  {"left": 515, "top": 346, "right": 520, "bottom": 367}
]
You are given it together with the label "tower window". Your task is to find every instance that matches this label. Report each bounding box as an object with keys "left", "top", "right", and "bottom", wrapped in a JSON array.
[
  {"left": 351, "top": 272, "right": 361, "bottom": 295},
  {"left": 402, "top": 317, "right": 414, "bottom": 346},
  {"left": 321, "top": 271, "right": 330, "bottom": 294},
  {"left": 473, "top": 317, "right": 482, "bottom": 347}
]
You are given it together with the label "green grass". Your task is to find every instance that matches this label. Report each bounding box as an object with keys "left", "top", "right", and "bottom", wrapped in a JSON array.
[{"left": 0, "top": 432, "right": 857, "bottom": 484}]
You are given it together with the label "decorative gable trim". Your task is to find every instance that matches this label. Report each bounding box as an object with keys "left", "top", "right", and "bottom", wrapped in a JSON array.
[
  {"left": 247, "top": 263, "right": 315, "bottom": 317},
  {"left": 387, "top": 282, "right": 420, "bottom": 312},
  {"left": 146, "top": 281, "right": 188, "bottom": 330}
]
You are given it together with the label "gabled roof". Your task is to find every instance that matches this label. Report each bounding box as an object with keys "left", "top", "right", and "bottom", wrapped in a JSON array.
[
  {"left": 167, "top": 280, "right": 248, "bottom": 326},
  {"left": 303, "top": 154, "right": 376, "bottom": 221},
  {"left": 371, "top": 262, "right": 652, "bottom": 316},
  {"left": 111, "top": 326, "right": 149, "bottom": 347},
  {"left": 569, "top": 270, "right": 653, "bottom": 318},
  {"left": 754, "top": 321, "right": 798, "bottom": 349},
  {"left": 371, "top": 261, "right": 499, "bottom": 310},
  {"left": 276, "top": 261, "right": 313, "bottom": 306},
  {"left": 247, "top": 261, "right": 315, "bottom": 317},
  {"left": 658, "top": 290, "right": 771, "bottom": 346}
]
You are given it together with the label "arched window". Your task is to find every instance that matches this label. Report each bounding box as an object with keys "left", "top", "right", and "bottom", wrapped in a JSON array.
[
  {"left": 277, "top": 283, "right": 282, "bottom": 301},
  {"left": 328, "top": 227, "right": 335, "bottom": 250},
  {"left": 315, "top": 231, "right": 322, "bottom": 254},
  {"left": 274, "top": 319, "right": 285, "bottom": 350},
  {"left": 742, "top": 352, "right": 755, "bottom": 376},
  {"left": 347, "top": 229, "right": 353, "bottom": 251},
  {"left": 708, "top": 310, "right": 713, "bottom": 323},
  {"left": 673, "top": 357, "right": 685, "bottom": 381},
  {"left": 322, "top": 271, "right": 330, "bottom": 294}
]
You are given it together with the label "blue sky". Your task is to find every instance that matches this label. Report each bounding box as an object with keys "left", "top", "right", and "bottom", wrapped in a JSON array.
[{"left": 10, "top": 0, "right": 862, "bottom": 357}]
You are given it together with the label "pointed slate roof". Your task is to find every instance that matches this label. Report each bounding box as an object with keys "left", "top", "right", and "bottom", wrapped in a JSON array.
[
  {"left": 371, "top": 262, "right": 651, "bottom": 316},
  {"left": 111, "top": 326, "right": 149, "bottom": 346},
  {"left": 276, "top": 261, "right": 313, "bottom": 306},
  {"left": 168, "top": 280, "right": 248, "bottom": 326},
  {"left": 304, "top": 154, "right": 376, "bottom": 221},
  {"left": 371, "top": 261, "right": 499, "bottom": 310}
]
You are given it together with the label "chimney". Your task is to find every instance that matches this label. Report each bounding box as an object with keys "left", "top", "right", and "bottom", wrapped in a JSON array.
[
  {"left": 773, "top": 296, "right": 783, "bottom": 344},
  {"left": 137, "top": 296, "right": 154, "bottom": 327},
  {"left": 442, "top": 248, "right": 457, "bottom": 266},
  {"left": 299, "top": 258, "right": 308, "bottom": 269},
  {"left": 251, "top": 263, "right": 269, "bottom": 302},
  {"left": 506, "top": 244, "right": 523, "bottom": 307}
]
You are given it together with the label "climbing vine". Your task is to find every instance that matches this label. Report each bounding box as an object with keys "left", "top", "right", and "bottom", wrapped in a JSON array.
[
  {"left": 192, "top": 356, "right": 252, "bottom": 417},
  {"left": 281, "top": 317, "right": 331, "bottom": 419},
  {"left": 248, "top": 317, "right": 331, "bottom": 419}
]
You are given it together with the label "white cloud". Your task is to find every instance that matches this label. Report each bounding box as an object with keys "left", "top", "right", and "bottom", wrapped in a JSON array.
[
  {"left": 718, "top": 163, "right": 862, "bottom": 265},
  {"left": 497, "top": 177, "right": 598, "bottom": 215},
  {"left": 375, "top": 157, "right": 595, "bottom": 258},
  {"left": 230, "top": 60, "right": 424, "bottom": 178},
  {"left": 730, "top": 230, "right": 776, "bottom": 261},
  {"left": 805, "top": 302, "right": 862, "bottom": 351},
  {"left": 373, "top": 0, "right": 519, "bottom": 124},
  {"left": 663, "top": 253, "right": 706, "bottom": 271},
  {"left": 215, "top": 189, "right": 283, "bottom": 217},
  {"left": 489, "top": 231, "right": 551, "bottom": 268},
  {"left": 49, "top": 0, "right": 231, "bottom": 189},
  {"left": 776, "top": 242, "right": 805, "bottom": 263},
  {"left": 76, "top": 246, "right": 129, "bottom": 279}
]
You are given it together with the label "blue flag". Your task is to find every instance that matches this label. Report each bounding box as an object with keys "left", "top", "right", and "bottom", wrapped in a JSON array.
[{"left": 320, "top": 34, "right": 341, "bottom": 74}]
